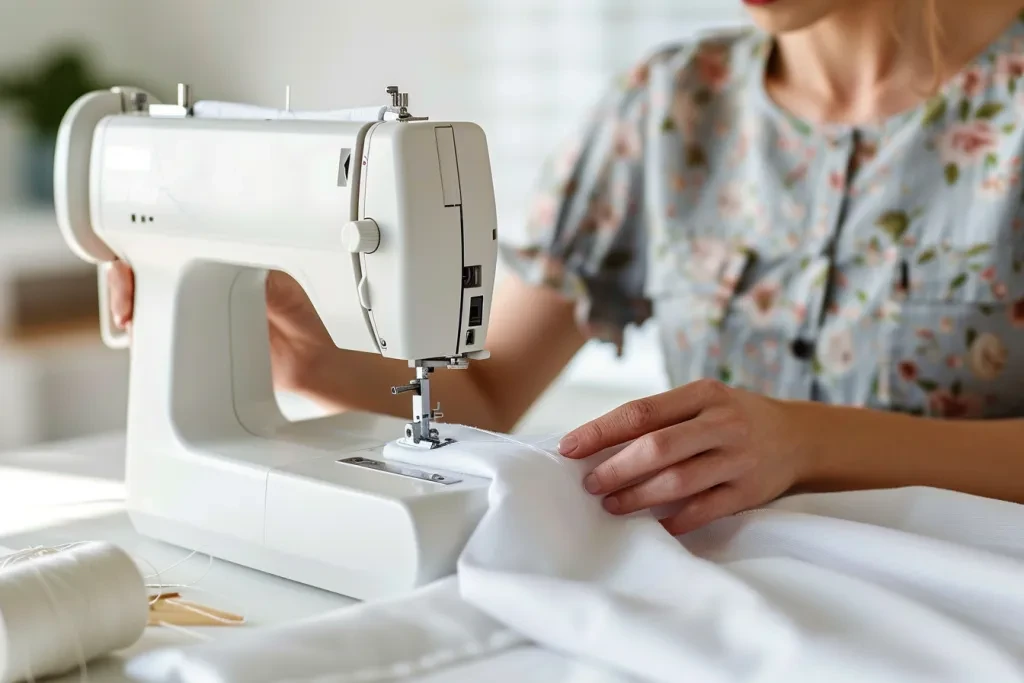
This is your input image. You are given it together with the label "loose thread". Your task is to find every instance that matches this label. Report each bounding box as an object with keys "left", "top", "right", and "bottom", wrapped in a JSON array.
[
  {"left": 135, "top": 548, "right": 245, "bottom": 640},
  {"left": 134, "top": 549, "right": 215, "bottom": 608},
  {"left": 452, "top": 425, "right": 565, "bottom": 464},
  {"left": 137, "top": 550, "right": 213, "bottom": 604},
  {"left": 439, "top": 426, "right": 586, "bottom": 491},
  {"left": 130, "top": 555, "right": 169, "bottom": 607},
  {"left": 143, "top": 550, "right": 198, "bottom": 580},
  {"left": 135, "top": 548, "right": 246, "bottom": 638},
  {"left": 0, "top": 542, "right": 90, "bottom": 570}
]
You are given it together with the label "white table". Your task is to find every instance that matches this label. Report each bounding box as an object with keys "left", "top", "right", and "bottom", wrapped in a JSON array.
[{"left": 0, "top": 432, "right": 359, "bottom": 682}]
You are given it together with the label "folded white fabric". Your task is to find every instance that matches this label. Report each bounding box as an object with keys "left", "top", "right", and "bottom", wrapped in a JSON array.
[
  {"left": 129, "top": 580, "right": 634, "bottom": 683},
  {"left": 128, "top": 578, "right": 536, "bottom": 683},
  {"left": 191, "top": 101, "right": 399, "bottom": 122},
  {"left": 127, "top": 427, "right": 1024, "bottom": 683},
  {"left": 394, "top": 430, "right": 797, "bottom": 683}
]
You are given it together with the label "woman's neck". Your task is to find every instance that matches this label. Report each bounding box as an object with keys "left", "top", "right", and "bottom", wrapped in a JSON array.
[{"left": 766, "top": 0, "right": 1024, "bottom": 125}]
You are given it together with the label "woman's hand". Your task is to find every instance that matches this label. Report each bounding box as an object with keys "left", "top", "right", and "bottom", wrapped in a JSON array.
[
  {"left": 557, "top": 379, "right": 809, "bottom": 535},
  {"left": 105, "top": 260, "right": 335, "bottom": 393}
]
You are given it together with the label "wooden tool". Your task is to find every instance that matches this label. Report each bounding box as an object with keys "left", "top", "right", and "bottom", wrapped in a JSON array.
[{"left": 148, "top": 593, "right": 244, "bottom": 627}]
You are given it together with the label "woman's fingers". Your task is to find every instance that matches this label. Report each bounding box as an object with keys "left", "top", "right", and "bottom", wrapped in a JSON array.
[
  {"left": 659, "top": 484, "right": 749, "bottom": 536},
  {"left": 601, "top": 449, "right": 745, "bottom": 515},
  {"left": 266, "top": 270, "right": 317, "bottom": 319},
  {"left": 107, "top": 260, "right": 134, "bottom": 328},
  {"left": 582, "top": 415, "right": 723, "bottom": 495},
  {"left": 560, "top": 379, "right": 731, "bottom": 459}
]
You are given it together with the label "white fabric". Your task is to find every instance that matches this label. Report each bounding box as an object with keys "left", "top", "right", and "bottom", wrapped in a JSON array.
[
  {"left": 191, "top": 101, "right": 399, "bottom": 122},
  {"left": 126, "top": 427, "right": 1024, "bottom": 683}
]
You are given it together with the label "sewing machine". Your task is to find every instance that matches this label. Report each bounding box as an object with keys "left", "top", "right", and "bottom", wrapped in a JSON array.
[{"left": 52, "top": 83, "right": 498, "bottom": 600}]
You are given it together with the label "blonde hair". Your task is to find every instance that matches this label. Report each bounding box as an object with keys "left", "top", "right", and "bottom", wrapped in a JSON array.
[
  {"left": 922, "top": 0, "right": 945, "bottom": 95},
  {"left": 893, "top": 0, "right": 945, "bottom": 95}
]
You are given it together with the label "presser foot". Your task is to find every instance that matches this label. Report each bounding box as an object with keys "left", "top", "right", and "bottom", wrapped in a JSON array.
[
  {"left": 392, "top": 363, "right": 459, "bottom": 450},
  {"left": 399, "top": 423, "right": 455, "bottom": 450}
]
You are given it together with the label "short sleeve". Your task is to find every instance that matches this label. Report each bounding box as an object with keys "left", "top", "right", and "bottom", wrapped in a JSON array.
[{"left": 499, "top": 62, "right": 653, "bottom": 353}]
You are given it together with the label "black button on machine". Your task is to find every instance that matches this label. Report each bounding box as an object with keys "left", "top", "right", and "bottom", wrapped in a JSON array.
[
  {"left": 468, "top": 296, "right": 484, "bottom": 327},
  {"left": 790, "top": 338, "right": 815, "bottom": 360}
]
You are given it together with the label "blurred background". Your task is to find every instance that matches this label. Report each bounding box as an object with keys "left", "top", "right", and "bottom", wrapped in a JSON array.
[{"left": 0, "top": 0, "right": 745, "bottom": 448}]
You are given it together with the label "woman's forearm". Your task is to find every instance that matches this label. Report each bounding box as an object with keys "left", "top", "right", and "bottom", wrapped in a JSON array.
[
  {"left": 296, "top": 348, "right": 506, "bottom": 431},
  {"left": 290, "top": 276, "right": 589, "bottom": 435},
  {"left": 792, "top": 401, "right": 1024, "bottom": 504}
]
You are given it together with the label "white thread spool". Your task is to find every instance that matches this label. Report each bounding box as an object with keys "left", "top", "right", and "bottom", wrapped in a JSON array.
[{"left": 0, "top": 541, "right": 148, "bottom": 683}]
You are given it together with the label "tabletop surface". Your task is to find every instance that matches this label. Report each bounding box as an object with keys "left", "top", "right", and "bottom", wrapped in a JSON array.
[{"left": 0, "top": 431, "right": 361, "bottom": 682}]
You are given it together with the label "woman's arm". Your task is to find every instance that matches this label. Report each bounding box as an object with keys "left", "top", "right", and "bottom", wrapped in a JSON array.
[
  {"left": 793, "top": 402, "right": 1024, "bottom": 504},
  {"left": 301, "top": 274, "right": 587, "bottom": 433},
  {"left": 109, "top": 258, "right": 587, "bottom": 434}
]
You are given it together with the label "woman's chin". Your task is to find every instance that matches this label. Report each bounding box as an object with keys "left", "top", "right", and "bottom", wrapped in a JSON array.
[{"left": 743, "top": 0, "right": 838, "bottom": 35}]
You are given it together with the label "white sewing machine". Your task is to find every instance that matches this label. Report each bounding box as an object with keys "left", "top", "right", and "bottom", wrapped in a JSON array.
[{"left": 52, "top": 83, "right": 497, "bottom": 600}]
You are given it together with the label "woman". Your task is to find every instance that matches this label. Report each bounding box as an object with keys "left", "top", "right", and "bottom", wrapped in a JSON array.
[{"left": 108, "top": 0, "right": 1024, "bottom": 535}]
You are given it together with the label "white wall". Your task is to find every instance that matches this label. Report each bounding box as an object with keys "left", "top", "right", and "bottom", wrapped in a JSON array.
[{"left": 122, "top": 1, "right": 477, "bottom": 116}]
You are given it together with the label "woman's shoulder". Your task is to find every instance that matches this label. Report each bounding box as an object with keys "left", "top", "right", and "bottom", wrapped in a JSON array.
[{"left": 617, "top": 25, "right": 767, "bottom": 99}]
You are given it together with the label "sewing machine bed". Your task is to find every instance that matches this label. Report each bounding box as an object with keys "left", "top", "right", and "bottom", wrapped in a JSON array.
[{"left": 4, "top": 428, "right": 1024, "bottom": 683}]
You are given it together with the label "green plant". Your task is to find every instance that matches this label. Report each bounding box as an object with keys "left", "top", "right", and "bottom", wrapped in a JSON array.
[{"left": 0, "top": 45, "right": 106, "bottom": 138}]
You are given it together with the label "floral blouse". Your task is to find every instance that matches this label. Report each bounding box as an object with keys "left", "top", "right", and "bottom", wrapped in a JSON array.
[{"left": 502, "top": 18, "right": 1024, "bottom": 419}]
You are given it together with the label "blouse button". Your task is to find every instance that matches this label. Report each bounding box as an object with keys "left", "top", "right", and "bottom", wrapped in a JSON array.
[{"left": 790, "top": 338, "right": 816, "bottom": 360}]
